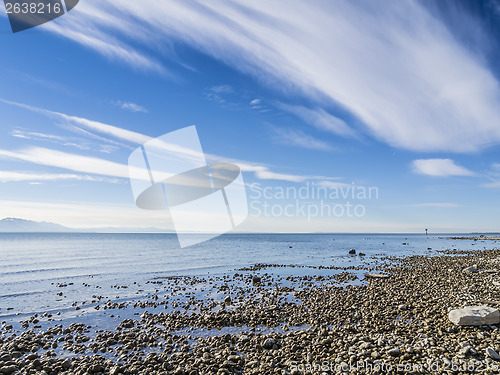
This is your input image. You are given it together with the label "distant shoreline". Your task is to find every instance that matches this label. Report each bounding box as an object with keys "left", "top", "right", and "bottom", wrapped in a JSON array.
[
  {"left": 448, "top": 235, "right": 500, "bottom": 241},
  {"left": 1, "top": 231, "right": 500, "bottom": 235}
]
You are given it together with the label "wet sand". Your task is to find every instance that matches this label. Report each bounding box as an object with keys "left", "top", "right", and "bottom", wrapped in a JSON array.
[{"left": 2, "top": 249, "right": 500, "bottom": 374}]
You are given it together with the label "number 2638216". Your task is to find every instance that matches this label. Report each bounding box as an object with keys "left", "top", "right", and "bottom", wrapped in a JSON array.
[{"left": 5, "top": 2, "right": 63, "bottom": 14}]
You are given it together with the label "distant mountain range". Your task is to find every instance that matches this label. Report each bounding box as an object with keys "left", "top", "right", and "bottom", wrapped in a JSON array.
[{"left": 0, "top": 218, "right": 170, "bottom": 233}]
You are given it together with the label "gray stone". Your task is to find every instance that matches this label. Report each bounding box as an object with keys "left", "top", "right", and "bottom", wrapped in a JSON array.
[
  {"left": 463, "top": 266, "right": 479, "bottom": 273},
  {"left": 62, "top": 359, "right": 71, "bottom": 369},
  {"left": 448, "top": 305, "right": 500, "bottom": 326},
  {"left": 263, "top": 338, "right": 276, "bottom": 349},
  {"left": 486, "top": 347, "right": 500, "bottom": 360},
  {"left": 0, "top": 366, "right": 17, "bottom": 375},
  {"left": 388, "top": 348, "right": 400, "bottom": 357},
  {"left": 239, "top": 334, "right": 250, "bottom": 343}
]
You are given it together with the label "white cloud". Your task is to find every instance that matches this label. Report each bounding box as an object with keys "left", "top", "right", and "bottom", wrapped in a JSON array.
[
  {"left": 210, "top": 85, "right": 233, "bottom": 94},
  {"left": 98, "top": 144, "right": 120, "bottom": 154},
  {"left": 10, "top": 129, "right": 94, "bottom": 151},
  {"left": 412, "top": 202, "right": 461, "bottom": 208},
  {"left": 0, "top": 98, "right": 151, "bottom": 145},
  {"left": 116, "top": 101, "right": 148, "bottom": 113},
  {"left": 250, "top": 99, "right": 260, "bottom": 105},
  {"left": 253, "top": 168, "right": 307, "bottom": 183},
  {"left": 54, "top": 111, "right": 151, "bottom": 145},
  {"left": 63, "top": 125, "right": 132, "bottom": 150},
  {"left": 42, "top": 9, "right": 165, "bottom": 73},
  {"left": 0, "top": 171, "right": 121, "bottom": 183},
  {"left": 483, "top": 181, "right": 500, "bottom": 188},
  {"left": 11, "top": 129, "right": 67, "bottom": 141},
  {"left": 315, "top": 180, "right": 355, "bottom": 189},
  {"left": 278, "top": 104, "right": 357, "bottom": 138},
  {"left": 204, "top": 85, "right": 234, "bottom": 104},
  {"left": 2, "top": 99, "right": 344, "bottom": 184},
  {"left": 0, "top": 147, "right": 133, "bottom": 179},
  {"left": 483, "top": 162, "right": 500, "bottom": 187},
  {"left": 39, "top": 0, "right": 500, "bottom": 152},
  {"left": 272, "top": 128, "right": 333, "bottom": 151},
  {"left": 412, "top": 159, "right": 475, "bottom": 177}
]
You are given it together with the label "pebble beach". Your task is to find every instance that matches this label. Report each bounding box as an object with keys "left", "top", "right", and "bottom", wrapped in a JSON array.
[{"left": 2, "top": 244, "right": 500, "bottom": 374}]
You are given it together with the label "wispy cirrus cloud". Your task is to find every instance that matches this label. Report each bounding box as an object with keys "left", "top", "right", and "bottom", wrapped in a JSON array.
[
  {"left": 412, "top": 202, "right": 461, "bottom": 208},
  {"left": 0, "top": 171, "right": 121, "bottom": 183},
  {"left": 315, "top": 180, "right": 356, "bottom": 189},
  {"left": 412, "top": 159, "right": 476, "bottom": 177},
  {"left": 482, "top": 162, "right": 500, "bottom": 188},
  {"left": 483, "top": 181, "right": 500, "bottom": 188},
  {"left": 0, "top": 144, "right": 330, "bottom": 184},
  {"left": 0, "top": 98, "right": 151, "bottom": 145},
  {"left": 210, "top": 85, "right": 233, "bottom": 94},
  {"left": 42, "top": 7, "right": 166, "bottom": 74},
  {"left": 251, "top": 167, "right": 307, "bottom": 183},
  {"left": 490, "top": 162, "right": 500, "bottom": 172},
  {"left": 39, "top": 0, "right": 500, "bottom": 152},
  {"left": 11, "top": 129, "right": 92, "bottom": 151},
  {"left": 277, "top": 104, "right": 357, "bottom": 138},
  {"left": 116, "top": 101, "right": 148, "bottom": 113},
  {"left": 0, "top": 147, "right": 132, "bottom": 179},
  {"left": 1, "top": 99, "right": 349, "bottom": 184},
  {"left": 204, "top": 85, "right": 236, "bottom": 105},
  {"left": 11, "top": 129, "right": 68, "bottom": 141},
  {"left": 272, "top": 128, "right": 334, "bottom": 151}
]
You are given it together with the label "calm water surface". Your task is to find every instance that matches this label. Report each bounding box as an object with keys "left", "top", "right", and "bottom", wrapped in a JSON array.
[{"left": 0, "top": 233, "right": 498, "bottom": 320}]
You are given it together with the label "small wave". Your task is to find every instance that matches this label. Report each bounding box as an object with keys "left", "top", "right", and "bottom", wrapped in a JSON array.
[
  {"left": 0, "top": 290, "right": 43, "bottom": 298},
  {"left": 0, "top": 265, "right": 89, "bottom": 276}
]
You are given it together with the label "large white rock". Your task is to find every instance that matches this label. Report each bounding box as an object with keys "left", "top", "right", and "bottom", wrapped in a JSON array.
[{"left": 448, "top": 306, "right": 500, "bottom": 326}]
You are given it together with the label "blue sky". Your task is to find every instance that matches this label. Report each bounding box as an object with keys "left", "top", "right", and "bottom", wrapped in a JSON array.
[{"left": 0, "top": 0, "right": 499, "bottom": 233}]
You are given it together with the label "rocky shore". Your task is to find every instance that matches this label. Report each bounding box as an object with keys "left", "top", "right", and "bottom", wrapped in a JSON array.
[
  {"left": 2, "top": 249, "right": 500, "bottom": 374},
  {"left": 449, "top": 236, "right": 500, "bottom": 241}
]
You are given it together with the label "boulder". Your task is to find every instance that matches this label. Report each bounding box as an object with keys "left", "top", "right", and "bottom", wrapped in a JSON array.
[{"left": 448, "top": 305, "right": 500, "bottom": 326}]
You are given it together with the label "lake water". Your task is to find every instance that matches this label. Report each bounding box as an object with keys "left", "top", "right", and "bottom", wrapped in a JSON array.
[{"left": 0, "top": 233, "right": 498, "bottom": 321}]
